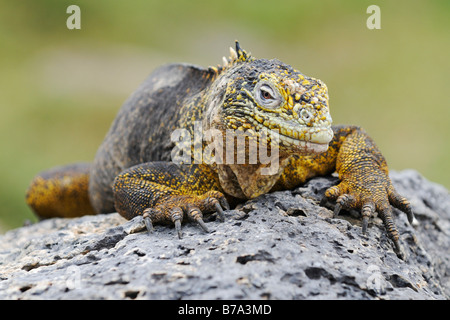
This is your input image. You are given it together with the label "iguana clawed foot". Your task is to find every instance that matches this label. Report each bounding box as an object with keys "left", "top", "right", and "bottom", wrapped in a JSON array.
[
  {"left": 140, "top": 191, "right": 229, "bottom": 239},
  {"left": 321, "top": 171, "right": 414, "bottom": 259}
]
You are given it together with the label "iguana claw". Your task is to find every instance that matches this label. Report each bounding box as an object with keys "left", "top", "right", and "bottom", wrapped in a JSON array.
[
  {"left": 140, "top": 191, "right": 229, "bottom": 238},
  {"left": 322, "top": 171, "right": 413, "bottom": 260}
]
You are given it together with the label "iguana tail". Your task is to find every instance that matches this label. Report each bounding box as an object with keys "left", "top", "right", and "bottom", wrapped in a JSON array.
[{"left": 26, "top": 163, "right": 97, "bottom": 219}]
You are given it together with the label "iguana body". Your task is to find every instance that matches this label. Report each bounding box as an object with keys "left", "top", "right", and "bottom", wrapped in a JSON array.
[{"left": 26, "top": 43, "right": 413, "bottom": 258}]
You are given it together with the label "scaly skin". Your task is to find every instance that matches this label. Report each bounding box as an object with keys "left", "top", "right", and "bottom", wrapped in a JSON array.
[
  {"left": 26, "top": 42, "right": 413, "bottom": 259},
  {"left": 26, "top": 163, "right": 96, "bottom": 218}
]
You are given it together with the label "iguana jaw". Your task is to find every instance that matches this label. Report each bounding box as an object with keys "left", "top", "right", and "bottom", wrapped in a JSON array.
[
  {"left": 216, "top": 105, "right": 333, "bottom": 156},
  {"left": 275, "top": 127, "right": 333, "bottom": 154},
  {"left": 246, "top": 114, "right": 333, "bottom": 154},
  {"left": 225, "top": 122, "right": 333, "bottom": 155}
]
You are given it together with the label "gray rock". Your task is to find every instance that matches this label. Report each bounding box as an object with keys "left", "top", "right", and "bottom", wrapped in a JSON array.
[{"left": 0, "top": 170, "right": 449, "bottom": 300}]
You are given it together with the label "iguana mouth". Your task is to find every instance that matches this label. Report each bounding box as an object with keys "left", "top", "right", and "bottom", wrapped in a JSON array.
[
  {"left": 239, "top": 114, "right": 333, "bottom": 153},
  {"left": 277, "top": 125, "right": 333, "bottom": 144},
  {"left": 276, "top": 130, "right": 332, "bottom": 153},
  {"left": 266, "top": 125, "right": 333, "bottom": 154}
]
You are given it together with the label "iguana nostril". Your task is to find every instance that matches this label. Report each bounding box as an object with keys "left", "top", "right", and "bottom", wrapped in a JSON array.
[{"left": 300, "top": 109, "right": 312, "bottom": 121}]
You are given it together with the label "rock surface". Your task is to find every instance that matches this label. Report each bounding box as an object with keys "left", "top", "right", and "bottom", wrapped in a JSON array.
[{"left": 0, "top": 170, "right": 449, "bottom": 300}]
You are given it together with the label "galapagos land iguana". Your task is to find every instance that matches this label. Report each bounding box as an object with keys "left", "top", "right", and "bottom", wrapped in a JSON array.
[{"left": 26, "top": 42, "right": 414, "bottom": 259}]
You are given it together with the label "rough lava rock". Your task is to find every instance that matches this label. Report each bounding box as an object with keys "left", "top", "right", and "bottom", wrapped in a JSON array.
[{"left": 0, "top": 170, "right": 449, "bottom": 300}]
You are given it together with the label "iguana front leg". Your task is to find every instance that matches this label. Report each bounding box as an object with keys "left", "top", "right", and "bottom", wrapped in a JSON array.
[
  {"left": 326, "top": 126, "right": 413, "bottom": 257},
  {"left": 276, "top": 125, "right": 414, "bottom": 258},
  {"left": 113, "top": 162, "right": 229, "bottom": 238}
]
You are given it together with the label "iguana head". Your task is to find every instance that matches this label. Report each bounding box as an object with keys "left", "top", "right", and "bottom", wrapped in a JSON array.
[{"left": 204, "top": 42, "right": 333, "bottom": 157}]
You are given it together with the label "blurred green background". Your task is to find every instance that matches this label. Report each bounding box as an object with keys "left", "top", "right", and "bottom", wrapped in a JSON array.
[{"left": 0, "top": 0, "right": 449, "bottom": 232}]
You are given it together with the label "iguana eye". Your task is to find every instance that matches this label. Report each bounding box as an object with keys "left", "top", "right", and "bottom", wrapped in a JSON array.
[
  {"left": 260, "top": 86, "right": 275, "bottom": 101},
  {"left": 254, "top": 82, "right": 283, "bottom": 109}
]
